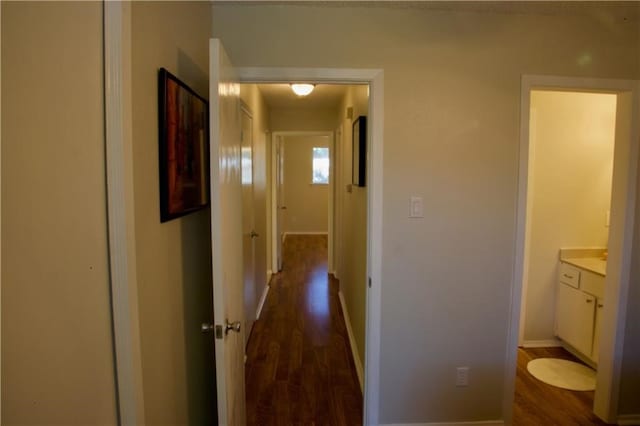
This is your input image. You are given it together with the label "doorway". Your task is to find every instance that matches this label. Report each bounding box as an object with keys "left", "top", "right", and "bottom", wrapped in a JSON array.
[
  {"left": 506, "top": 75, "right": 640, "bottom": 424},
  {"left": 238, "top": 69, "right": 382, "bottom": 423}
]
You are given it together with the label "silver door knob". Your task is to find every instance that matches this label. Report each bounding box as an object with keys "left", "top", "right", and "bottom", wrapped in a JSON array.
[
  {"left": 201, "top": 323, "right": 215, "bottom": 333},
  {"left": 250, "top": 230, "right": 259, "bottom": 238},
  {"left": 225, "top": 320, "right": 241, "bottom": 335}
]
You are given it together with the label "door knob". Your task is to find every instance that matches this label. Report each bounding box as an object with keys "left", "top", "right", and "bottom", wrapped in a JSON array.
[
  {"left": 225, "top": 320, "right": 241, "bottom": 335},
  {"left": 201, "top": 322, "right": 215, "bottom": 333},
  {"left": 250, "top": 230, "right": 259, "bottom": 238}
]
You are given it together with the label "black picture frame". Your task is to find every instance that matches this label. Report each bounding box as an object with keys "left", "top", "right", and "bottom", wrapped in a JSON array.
[
  {"left": 352, "top": 116, "right": 367, "bottom": 187},
  {"left": 158, "top": 68, "right": 210, "bottom": 222}
]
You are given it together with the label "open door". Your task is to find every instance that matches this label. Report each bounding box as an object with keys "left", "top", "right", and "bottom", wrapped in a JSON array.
[
  {"left": 208, "top": 39, "right": 246, "bottom": 426},
  {"left": 275, "top": 136, "right": 286, "bottom": 271},
  {"left": 241, "top": 106, "right": 256, "bottom": 349}
]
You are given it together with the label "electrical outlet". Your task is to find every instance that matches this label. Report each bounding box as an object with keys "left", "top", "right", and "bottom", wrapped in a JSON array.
[{"left": 456, "top": 367, "right": 469, "bottom": 387}]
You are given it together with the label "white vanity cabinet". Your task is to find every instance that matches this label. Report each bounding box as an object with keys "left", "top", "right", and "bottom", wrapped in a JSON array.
[
  {"left": 555, "top": 261, "right": 605, "bottom": 364},
  {"left": 593, "top": 298, "right": 604, "bottom": 364}
]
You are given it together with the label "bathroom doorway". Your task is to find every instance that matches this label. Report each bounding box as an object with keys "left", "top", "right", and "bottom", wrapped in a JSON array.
[{"left": 507, "top": 76, "right": 639, "bottom": 424}]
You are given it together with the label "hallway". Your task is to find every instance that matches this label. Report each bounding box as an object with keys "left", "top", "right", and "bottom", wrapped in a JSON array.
[{"left": 245, "top": 234, "right": 363, "bottom": 425}]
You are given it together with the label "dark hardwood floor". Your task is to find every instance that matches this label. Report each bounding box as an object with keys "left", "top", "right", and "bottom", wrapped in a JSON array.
[
  {"left": 245, "top": 234, "right": 363, "bottom": 426},
  {"left": 514, "top": 347, "right": 610, "bottom": 425}
]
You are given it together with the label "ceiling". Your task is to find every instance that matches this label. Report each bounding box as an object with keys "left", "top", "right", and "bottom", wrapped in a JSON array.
[{"left": 256, "top": 84, "right": 356, "bottom": 109}]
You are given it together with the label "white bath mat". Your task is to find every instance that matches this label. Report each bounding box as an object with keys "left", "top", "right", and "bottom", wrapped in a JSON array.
[{"left": 527, "top": 358, "right": 596, "bottom": 391}]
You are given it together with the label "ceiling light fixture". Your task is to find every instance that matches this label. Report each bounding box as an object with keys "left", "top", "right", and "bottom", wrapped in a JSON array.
[{"left": 290, "top": 83, "right": 315, "bottom": 97}]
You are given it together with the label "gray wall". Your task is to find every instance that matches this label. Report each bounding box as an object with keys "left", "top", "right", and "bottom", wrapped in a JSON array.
[
  {"left": 212, "top": 3, "right": 640, "bottom": 423},
  {"left": 1, "top": 2, "right": 118, "bottom": 423},
  {"left": 131, "top": 2, "right": 215, "bottom": 424}
]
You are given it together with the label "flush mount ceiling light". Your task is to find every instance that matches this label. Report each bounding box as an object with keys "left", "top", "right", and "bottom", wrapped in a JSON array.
[{"left": 290, "top": 83, "right": 315, "bottom": 97}]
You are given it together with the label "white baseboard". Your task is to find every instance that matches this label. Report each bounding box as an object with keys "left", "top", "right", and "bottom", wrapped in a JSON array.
[
  {"left": 266, "top": 269, "right": 273, "bottom": 284},
  {"left": 521, "top": 339, "right": 562, "bottom": 348},
  {"left": 256, "top": 284, "right": 270, "bottom": 320},
  {"left": 618, "top": 414, "right": 640, "bottom": 425},
  {"left": 338, "top": 291, "right": 364, "bottom": 391},
  {"left": 382, "top": 421, "right": 503, "bottom": 426}
]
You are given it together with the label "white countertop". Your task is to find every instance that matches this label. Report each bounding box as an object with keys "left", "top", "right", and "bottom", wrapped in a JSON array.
[{"left": 562, "top": 257, "right": 607, "bottom": 276}]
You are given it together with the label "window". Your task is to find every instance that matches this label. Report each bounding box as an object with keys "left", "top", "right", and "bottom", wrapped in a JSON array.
[{"left": 312, "top": 147, "right": 330, "bottom": 184}]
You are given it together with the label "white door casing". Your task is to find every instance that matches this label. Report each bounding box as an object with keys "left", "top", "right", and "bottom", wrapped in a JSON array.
[{"left": 209, "top": 39, "right": 246, "bottom": 426}]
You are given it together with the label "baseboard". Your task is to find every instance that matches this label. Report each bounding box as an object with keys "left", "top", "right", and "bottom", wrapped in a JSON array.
[
  {"left": 521, "top": 339, "right": 562, "bottom": 348},
  {"left": 266, "top": 269, "right": 273, "bottom": 285},
  {"left": 256, "top": 284, "right": 270, "bottom": 320},
  {"left": 618, "top": 414, "right": 640, "bottom": 425},
  {"left": 382, "top": 421, "right": 504, "bottom": 426},
  {"left": 338, "top": 291, "right": 364, "bottom": 391}
]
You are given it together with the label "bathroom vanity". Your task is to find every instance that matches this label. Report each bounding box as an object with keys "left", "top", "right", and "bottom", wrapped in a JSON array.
[{"left": 555, "top": 249, "right": 606, "bottom": 366}]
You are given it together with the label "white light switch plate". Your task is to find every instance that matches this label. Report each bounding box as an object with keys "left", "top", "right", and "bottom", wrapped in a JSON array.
[{"left": 410, "top": 196, "right": 424, "bottom": 218}]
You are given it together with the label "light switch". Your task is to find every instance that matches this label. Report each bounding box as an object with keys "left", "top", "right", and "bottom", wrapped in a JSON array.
[{"left": 410, "top": 196, "right": 424, "bottom": 218}]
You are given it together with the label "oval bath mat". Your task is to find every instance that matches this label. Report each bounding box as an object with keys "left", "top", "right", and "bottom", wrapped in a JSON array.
[{"left": 527, "top": 358, "right": 596, "bottom": 391}]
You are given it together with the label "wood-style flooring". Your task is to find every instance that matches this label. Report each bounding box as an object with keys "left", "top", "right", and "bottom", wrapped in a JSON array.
[
  {"left": 245, "top": 234, "right": 363, "bottom": 425},
  {"left": 514, "top": 347, "right": 610, "bottom": 425}
]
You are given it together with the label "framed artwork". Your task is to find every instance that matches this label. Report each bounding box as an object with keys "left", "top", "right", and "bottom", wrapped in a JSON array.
[
  {"left": 158, "top": 68, "right": 209, "bottom": 222},
  {"left": 352, "top": 115, "right": 367, "bottom": 187}
]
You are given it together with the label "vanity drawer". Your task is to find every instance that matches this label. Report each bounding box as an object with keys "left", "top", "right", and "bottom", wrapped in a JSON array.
[
  {"left": 559, "top": 263, "right": 581, "bottom": 288},
  {"left": 581, "top": 270, "right": 605, "bottom": 299}
]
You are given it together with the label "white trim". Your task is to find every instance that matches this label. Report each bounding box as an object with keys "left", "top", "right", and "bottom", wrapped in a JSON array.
[
  {"left": 618, "top": 414, "right": 640, "bottom": 425},
  {"left": 520, "top": 339, "right": 562, "bottom": 348},
  {"left": 505, "top": 75, "right": 640, "bottom": 425},
  {"left": 239, "top": 67, "right": 383, "bottom": 426},
  {"left": 381, "top": 421, "right": 504, "bottom": 426},
  {"left": 104, "top": 2, "right": 146, "bottom": 425},
  {"left": 339, "top": 291, "right": 364, "bottom": 391},
  {"left": 255, "top": 284, "right": 270, "bottom": 320}
]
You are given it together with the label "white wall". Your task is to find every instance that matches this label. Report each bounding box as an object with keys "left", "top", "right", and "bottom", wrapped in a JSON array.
[
  {"left": 212, "top": 3, "right": 640, "bottom": 423},
  {"left": 270, "top": 107, "right": 337, "bottom": 132},
  {"left": 1, "top": 2, "right": 118, "bottom": 423},
  {"left": 523, "top": 91, "right": 616, "bottom": 343},
  {"left": 336, "top": 85, "right": 369, "bottom": 368},
  {"left": 283, "top": 135, "right": 330, "bottom": 234},
  {"left": 131, "top": 2, "right": 215, "bottom": 424}
]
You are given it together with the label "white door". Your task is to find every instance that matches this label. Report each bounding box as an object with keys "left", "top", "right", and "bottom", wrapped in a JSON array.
[
  {"left": 275, "top": 137, "right": 286, "bottom": 271},
  {"left": 209, "top": 39, "right": 246, "bottom": 426},
  {"left": 241, "top": 107, "right": 256, "bottom": 349}
]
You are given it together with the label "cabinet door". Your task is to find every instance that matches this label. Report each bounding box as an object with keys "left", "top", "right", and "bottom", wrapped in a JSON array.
[
  {"left": 556, "top": 282, "right": 596, "bottom": 356},
  {"left": 592, "top": 299, "right": 604, "bottom": 364}
]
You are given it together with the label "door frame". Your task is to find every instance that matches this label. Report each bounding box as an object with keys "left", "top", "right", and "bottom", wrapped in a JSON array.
[
  {"left": 238, "top": 67, "right": 384, "bottom": 425},
  {"left": 505, "top": 74, "right": 640, "bottom": 424},
  {"left": 104, "top": 3, "right": 146, "bottom": 424},
  {"left": 269, "top": 130, "right": 334, "bottom": 274}
]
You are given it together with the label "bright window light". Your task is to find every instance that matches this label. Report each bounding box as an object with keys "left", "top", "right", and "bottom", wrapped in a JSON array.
[{"left": 312, "top": 147, "right": 329, "bottom": 184}]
